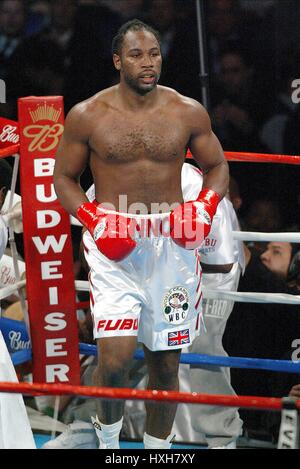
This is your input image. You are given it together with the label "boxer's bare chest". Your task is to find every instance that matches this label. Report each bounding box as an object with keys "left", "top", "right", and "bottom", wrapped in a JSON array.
[{"left": 89, "top": 111, "right": 189, "bottom": 163}]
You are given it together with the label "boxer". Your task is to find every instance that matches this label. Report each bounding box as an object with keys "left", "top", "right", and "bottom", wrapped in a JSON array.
[{"left": 54, "top": 19, "right": 229, "bottom": 449}]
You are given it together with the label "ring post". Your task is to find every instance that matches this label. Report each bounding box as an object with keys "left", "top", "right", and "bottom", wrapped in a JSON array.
[{"left": 18, "top": 96, "right": 80, "bottom": 385}]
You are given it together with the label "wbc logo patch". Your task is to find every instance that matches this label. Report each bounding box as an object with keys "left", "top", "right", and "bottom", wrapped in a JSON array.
[{"left": 163, "top": 286, "right": 189, "bottom": 325}]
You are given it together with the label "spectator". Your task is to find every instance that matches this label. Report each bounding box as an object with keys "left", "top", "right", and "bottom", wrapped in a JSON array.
[
  {"left": 228, "top": 175, "right": 243, "bottom": 214},
  {"left": 0, "top": 0, "right": 27, "bottom": 79},
  {"left": 239, "top": 0, "right": 275, "bottom": 16},
  {"left": 277, "top": 80, "right": 300, "bottom": 226},
  {"left": 260, "top": 59, "right": 299, "bottom": 154},
  {"left": 145, "top": 0, "right": 199, "bottom": 99},
  {"left": 5, "top": 0, "right": 78, "bottom": 118},
  {"left": 0, "top": 157, "right": 35, "bottom": 449},
  {"left": 206, "top": 0, "right": 262, "bottom": 74},
  {"left": 259, "top": 0, "right": 300, "bottom": 59},
  {"left": 25, "top": 1, "right": 51, "bottom": 36},
  {"left": 100, "top": 0, "right": 145, "bottom": 22},
  {"left": 243, "top": 199, "right": 282, "bottom": 233},
  {"left": 63, "top": 2, "right": 122, "bottom": 110},
  {"left": 263, "top": 244, "right": 300, "bottom": 441},
  {"left": 224, "top": 240, "right": 300, "bottom": 440},
  {"left": 37, "top": 0, "right": 77, "bottom": 61},
  {"left": 6, "top": 37, "right": 65, "bottom": 119},
  {"left": 211, "top": 47, "right": 268, "bottom": 152}
]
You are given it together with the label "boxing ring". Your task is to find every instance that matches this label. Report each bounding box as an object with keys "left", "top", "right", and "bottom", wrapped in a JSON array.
[{"left": 0, "top": 112, "right": 300, "bottom": 450}]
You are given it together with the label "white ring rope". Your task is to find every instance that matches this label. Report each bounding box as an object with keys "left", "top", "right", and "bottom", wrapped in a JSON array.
[
  {"left": 0, "top": 279, "right": 26, "bottom": 301},
  {"left": 1, "top": 279, "right": 299, "bottom": 306},
  {"left": 233, "top": 231, "right": 300, "bottom": 243},
  {"left": 74, "top": 280, "right": 300, "bottom": 305},
  {"left": 202, "top": 289, "right": 300, "bottom": 305}
]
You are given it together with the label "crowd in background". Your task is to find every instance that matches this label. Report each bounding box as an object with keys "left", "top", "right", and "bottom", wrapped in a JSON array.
[{"left": 0, "top": 0, "right": 300, "bottom": 445}]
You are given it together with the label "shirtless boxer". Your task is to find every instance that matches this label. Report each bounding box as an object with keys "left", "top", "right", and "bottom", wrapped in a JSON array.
[{"left": 54, "top": 19, "right": 229, "bottom": 449}]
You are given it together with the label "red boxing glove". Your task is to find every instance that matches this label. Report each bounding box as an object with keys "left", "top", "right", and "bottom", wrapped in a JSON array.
[
  {"left": 170, "top": 188, "right": 221, "bottom": 250},
  {"left": 77, "top": 202, "right": 136, "bottom": 261}
]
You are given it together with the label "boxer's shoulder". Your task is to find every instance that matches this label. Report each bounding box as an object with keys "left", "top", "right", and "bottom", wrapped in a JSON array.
[
  {"left": 180, "top": 97, "right": 210, "bottom": 128},
  {"left": 156, "top": 86, "right": 197, "bottom": 109},
  {"left": 64, "top": 88, "right": 117, "bottom": 139},
  {"left": 68, "top": 88, "right": 115, "bottom": 119},
  {"left": 159, "top": 88, "right": 210, "bottom": 128}
]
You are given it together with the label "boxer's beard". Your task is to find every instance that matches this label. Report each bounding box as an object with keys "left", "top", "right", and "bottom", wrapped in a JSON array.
[{"left": 124, "top": 71, "right": 160, "bottom": 96}]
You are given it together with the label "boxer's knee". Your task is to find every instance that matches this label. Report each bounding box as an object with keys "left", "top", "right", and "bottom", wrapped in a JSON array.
[
  {"left": 147, "top": 354, "right": 180, "bottom": 390},
  {"left": 94, "top": 337, "right": 136, "bottom": 385},
  {"left": 94, "top": 355, "right": 132, "bottom": 386}
]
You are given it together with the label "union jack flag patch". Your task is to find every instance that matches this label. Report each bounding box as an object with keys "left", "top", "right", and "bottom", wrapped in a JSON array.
[{"left": 168, "top": 329, "right": 190, "bottom": 346}]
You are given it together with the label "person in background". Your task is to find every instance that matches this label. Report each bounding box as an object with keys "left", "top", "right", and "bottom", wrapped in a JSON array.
[
  {"left": 173, "top": 173, "right": 244, "bottom": 449},
  {"left": 211, "top": 47, "right": 268, "bottom": 152},
  {"left": 224, "top": 240, "right": 300, "bottom": 441},
  {"left": 0, "top": 158, "right": 35, "bottom": 449},
  {"left": 0, "top": 0, "right": 27, "bottom": 79}
]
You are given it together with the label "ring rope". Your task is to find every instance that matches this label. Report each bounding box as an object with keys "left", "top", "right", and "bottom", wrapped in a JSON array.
[
  {"left": 2, "top": 147, "right": 300, "bottom": 165},
  {"left": 0, "top": 148, "right": 19, "bottom": 159},
  {"left": 0, "top": 380, "right": 297, "bottom": 410},
  {"left": 202, "top": 289, "right": 300, "bottom": 305},
  {"left": 9, "top": 344, "right": 300, "bottom": 375},
  {"left": 223, "top": 151, "right": 300, "bottom": 165},
  {"left": 74, "top": 280, "right": 300, "bottom": 305},
  {"left": 232, "top": 231, "right": 300, "bottom": 243},
  {"left": 187, "top": 149, "right": 300, "bottom": 165},
  {"left": 1, "top": 279, "right": 299, "bottom": 305},
  {"left": 0, "top": 280, "right": 26, "bottom": 301}
]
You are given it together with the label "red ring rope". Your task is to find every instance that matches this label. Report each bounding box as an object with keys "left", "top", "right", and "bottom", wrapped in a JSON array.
[
  {"left": 1, "top": 144, "right": 300, "bottom": 165},
  {"left": 0, "top": 381, "right": 298, "bottom": 411},
  {"left": 223, "top": 151, "right": 300, "bottom": 165},
  {"left": 186, "top": 150, "right": 300, "bottom": 165},
  {"left": 0, "top": 145, "right": 20, "bottom": 158}
]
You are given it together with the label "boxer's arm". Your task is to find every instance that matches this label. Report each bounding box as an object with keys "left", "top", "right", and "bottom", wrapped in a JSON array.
[
  {"left": 187, "top": 100, "right": 229, "bottom": 199},
  {"left": 200, "top": 200, "right": 234, "bottom": 273},
  {"left": 54, "top": 104, "right": 90, "bottom": 217}
]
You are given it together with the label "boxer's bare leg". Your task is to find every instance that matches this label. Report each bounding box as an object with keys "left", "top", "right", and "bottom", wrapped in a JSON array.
[
  {"left": 93, "top": 336, "right": 137, "bottom": 423},
  {"left": 143, "top": 346, "right": 181, "bottom": 438}
]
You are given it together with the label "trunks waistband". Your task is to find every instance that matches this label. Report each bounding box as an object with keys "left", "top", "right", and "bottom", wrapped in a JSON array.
[{"left": 92, "top": 199, "right": 171, "bottom": 239}]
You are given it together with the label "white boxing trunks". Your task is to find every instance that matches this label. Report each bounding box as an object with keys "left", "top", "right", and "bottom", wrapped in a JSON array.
[{"left": 83, "top": 211, "right": 202, "bottom": 351}]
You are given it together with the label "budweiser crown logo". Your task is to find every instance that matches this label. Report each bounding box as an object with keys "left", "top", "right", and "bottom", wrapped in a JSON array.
[
  {"left": 29, "top": 103, "right": 62, "bottom": 123},
  {"left": 23, "top": 102, "right": 64, "bottom": 152}
]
